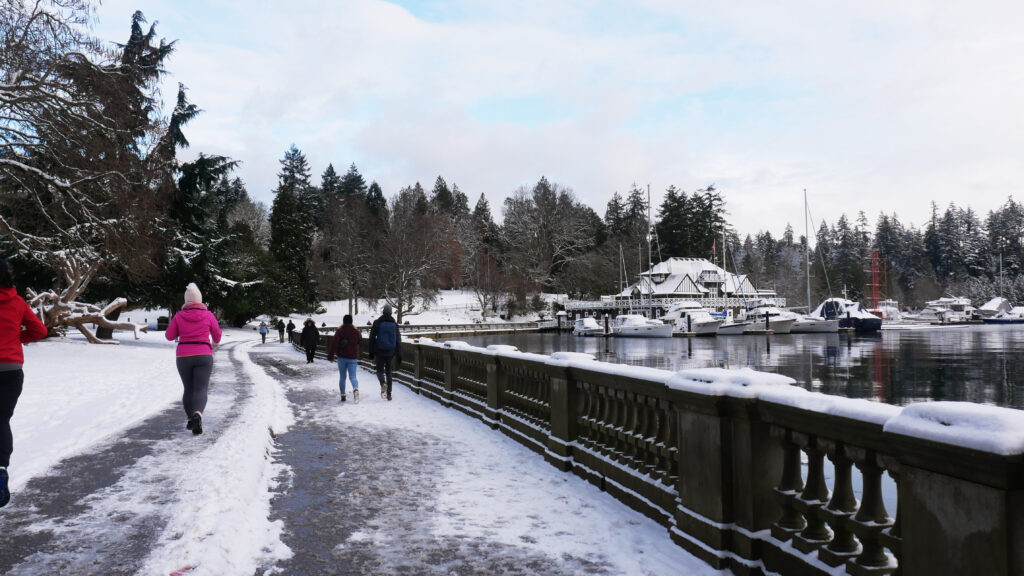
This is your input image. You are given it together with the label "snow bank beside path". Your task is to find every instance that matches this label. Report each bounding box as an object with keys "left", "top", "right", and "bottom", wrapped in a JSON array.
[
  {"left": 309, "top": 366, "right": 723, "bottom": 576},
  {"left": 12, "top": 332, "right": 182, "bottom": 489}
]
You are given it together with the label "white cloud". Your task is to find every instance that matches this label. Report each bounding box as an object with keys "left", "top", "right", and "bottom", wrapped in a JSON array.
[{"left": 92, "top": 0, "right": 1024, "bottom": 238}]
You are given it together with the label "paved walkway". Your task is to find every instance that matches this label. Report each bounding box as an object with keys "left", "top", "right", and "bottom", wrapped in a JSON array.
[{"left": 0, "top": 338, "right": 720, "bottom": 576}]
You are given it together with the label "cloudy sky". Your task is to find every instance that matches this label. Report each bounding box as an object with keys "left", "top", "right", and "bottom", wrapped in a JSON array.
[{"left": 91, "top": 0, "right": 1024, "bottom": 238}]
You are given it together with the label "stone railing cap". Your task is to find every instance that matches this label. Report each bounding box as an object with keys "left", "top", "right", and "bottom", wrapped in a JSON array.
[
  {"left": 667, "top": 367, "right": 796, "bottom": 399},
  {"left": 883, "top": 401, "right": 1024, "bottom": 456},
  {"left": 546, "top": 351, "right": 597, "bottom": 367}
]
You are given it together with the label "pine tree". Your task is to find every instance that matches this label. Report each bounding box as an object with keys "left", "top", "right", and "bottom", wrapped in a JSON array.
[
  {"left": 604, "top": 192, "right": 625, "bottom": 235},
  {"left": 269, "top": 145, "right": 316, "bottom": 312},
  {"left": 365, "top": 181, "right": 388, "bottom": 221},
  {"left": 320, "top": 164, "right": 343, "bottom": 199},
  {"left": 430, "top": 176, "right": 455, "bottom": 215},
  {"left": 339, "top": 163, "right": 367, "bottom": 197}
]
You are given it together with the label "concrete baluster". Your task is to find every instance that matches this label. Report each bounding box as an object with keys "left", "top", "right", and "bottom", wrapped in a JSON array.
[
  {"left": 771, "top": 426, "right": 807, "bottom": 541},
  {"left": 818, "top": 441, "right": 862, "bottom": 567},
  {"left": 848, "top": 449, "right": 894, "bottom": 575},
  {"left": 794, "top": 436, "right": 834, "bottom": 553}
]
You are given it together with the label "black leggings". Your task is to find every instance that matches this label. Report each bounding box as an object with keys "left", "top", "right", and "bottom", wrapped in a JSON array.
[
  {"left": 176, "top": 355, "right": 213, "bottom": 417},
  {"left": 0, "top": 370, "right": 24, "bottom": 468},
  {"left": 375, "top": 352, "right": 394, "bottom": 395},
  {"left": 305, "top": 347, "right": 316, "bottom": 363}
]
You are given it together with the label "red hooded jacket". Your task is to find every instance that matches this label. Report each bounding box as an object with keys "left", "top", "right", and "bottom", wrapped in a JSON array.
[{"left": 0, "top": 287, "right": 48, "bottom": 364}]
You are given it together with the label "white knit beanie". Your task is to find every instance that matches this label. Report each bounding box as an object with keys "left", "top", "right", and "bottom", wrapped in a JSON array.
[{"left": 184, "top": 282, "right": 203, "bottom": 304}]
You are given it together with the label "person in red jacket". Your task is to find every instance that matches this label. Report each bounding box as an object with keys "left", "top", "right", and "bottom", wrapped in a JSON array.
[
  {"left": 0, "top": 257, "right": 48, "bottom": 507},
  {"left": 165, "top": 283, "right": 222, "bottom": 435},
  {"left": 327, "top": 314, "right": 362, "bottom": 403}
]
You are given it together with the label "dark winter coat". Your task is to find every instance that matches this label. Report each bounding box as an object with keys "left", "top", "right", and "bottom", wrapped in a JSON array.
[
  {"left": 300, "top": 324, "right": 319, "bottom": 349},
  {"left": 327, "top": 324, "right": 362, "bottom": 361},
  {"left": 287, "top": 320, "right": 296, "bottom": 335},
  {"left": 368, "top": 313, "right": 401, "bottom": 360},
  {"left": 0, "top": 287, "right": 47, "bottom": 364},
  {"left": 276, "top": 320, "right": 285, "bottom": 332}
]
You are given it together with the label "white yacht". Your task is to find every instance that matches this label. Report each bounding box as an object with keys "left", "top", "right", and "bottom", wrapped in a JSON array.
[
  {"left": 662, "top": 301, "right": 722, "bottom": 336},
  {"left": 907, "top": 297, "right": 975, "bottom": 324},
  {"left": 740, "top": 299, "right": 796, "bottom": 334},
  {"left": 790, "top": 315, "right": 839, "bottom": 333},
  {"left": 573, "top": 317, "right": 606, "bottom": 336},
  {"left": 612, "top": 314, "right": 673, "bottom": 338}
]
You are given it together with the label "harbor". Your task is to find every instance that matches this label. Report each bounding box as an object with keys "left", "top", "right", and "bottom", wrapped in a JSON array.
[{"left": 451, "top": 322, "right": 1024, "bottom": 409}]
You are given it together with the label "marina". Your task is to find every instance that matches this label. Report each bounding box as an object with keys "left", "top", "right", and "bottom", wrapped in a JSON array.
[{"left": 450, "top": 322, "right": 1024, "bottom": 409}]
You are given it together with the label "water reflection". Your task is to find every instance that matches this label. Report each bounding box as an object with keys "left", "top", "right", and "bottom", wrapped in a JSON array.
[{"left": 450, "top": 324, "right": 1024, "bottom": 409}]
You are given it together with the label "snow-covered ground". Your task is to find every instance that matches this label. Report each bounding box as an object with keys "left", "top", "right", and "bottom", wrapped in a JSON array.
[
  {"left": 252, "top": 289, "right": 559, "bottom": 329},
  {"left": 7, "top": 328, "right": 723, "bottom": 575}
]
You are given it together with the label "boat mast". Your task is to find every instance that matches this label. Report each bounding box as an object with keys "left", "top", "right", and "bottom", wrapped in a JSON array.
[
  {"left": 805, "top": 189, "right": 811, "bottom": 312},
  {"left": 647, "top": 184, "right": 653, "bottom": 315}
]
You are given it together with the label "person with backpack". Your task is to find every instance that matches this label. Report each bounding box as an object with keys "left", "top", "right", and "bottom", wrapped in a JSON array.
[
  {"left": 0, "top": 257, "right": 48, "bottom": 507},
  {"left": 368, "top": 304, "right": 401, "bottom": 401},
  {"left": 327, "top": 314, "right": 362, "bottom": 403},
  {"left": 276, "top": 318, "right": 285, "bottom": 343},
  {"left": 258, "top": 321, "right": 268, "bottom": 344},
  {"left": 299, "top": 318, "right": 319, "bottom": 363},
  {"left": 165, "top": 283, "right": 222, "bottom": 435}
]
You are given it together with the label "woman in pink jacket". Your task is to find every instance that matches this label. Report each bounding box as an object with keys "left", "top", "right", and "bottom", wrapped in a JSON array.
[{"left": 165, "top": 283, "right": 222, "bottom": 435}]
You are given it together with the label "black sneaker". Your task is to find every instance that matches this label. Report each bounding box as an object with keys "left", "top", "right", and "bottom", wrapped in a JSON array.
[
  {"left": 0, "top": 468, "right": 9, "bottom": 507},
  {"left": 340, "top": 395, "right": 347, "bottom": 403},
  {"left": 189, "top": 413, "right": 203, "bottom": 435},
  {"left": 186, "top": 417, "right": 195, "bottom": 431}
]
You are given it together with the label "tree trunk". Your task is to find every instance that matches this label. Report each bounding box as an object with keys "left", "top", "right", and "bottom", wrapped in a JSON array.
[{"left": 95, "top": 308, "right": 121, "bottom": 340}]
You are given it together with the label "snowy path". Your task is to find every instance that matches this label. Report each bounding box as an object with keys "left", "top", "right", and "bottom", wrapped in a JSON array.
[
  {"left": 0, "top": 338, "right": 291, "bottom": 575},
  {"left": 254, "top": 347, "right": 723, "bottom": 576},
  {"left": 2, "top": 332, "right": 723, "bottom": 576}
]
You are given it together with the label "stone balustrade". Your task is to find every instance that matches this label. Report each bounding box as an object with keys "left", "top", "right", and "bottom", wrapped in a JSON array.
[{"left": 292, "top": 332, "right": 1024, "bottom": 576}]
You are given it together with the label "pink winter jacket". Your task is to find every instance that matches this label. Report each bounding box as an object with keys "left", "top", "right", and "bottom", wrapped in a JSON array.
[{"left": 165, "top": 303, "right": 222, "bottom": 357}]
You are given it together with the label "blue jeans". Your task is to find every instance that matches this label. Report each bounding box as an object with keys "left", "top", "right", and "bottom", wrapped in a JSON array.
[{"left": 337, "top": 358, "right": 359, "bottom": 395}]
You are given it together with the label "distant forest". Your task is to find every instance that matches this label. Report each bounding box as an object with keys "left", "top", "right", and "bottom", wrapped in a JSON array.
[{"left": 3, "top": 3, "right": 1018, "bottom": 330}]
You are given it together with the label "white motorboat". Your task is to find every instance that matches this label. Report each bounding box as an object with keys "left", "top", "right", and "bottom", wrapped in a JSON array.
[
  {"left": 573, "top": 317, "right": 606, "bottom": 336},
  {"left": 717, "top": 320, "right": 750, "bottom": 335},
  {"left": 663, "top": 301, "right": 722, "bottom": 335},
  {"left": 612, "top": 314, "right": 673, "bottom": 338},
  {"left": 905, "top": 296, "right": 975, "bottom": 324},
  {"left": 791, "top": 315, "right": 839, "bottom": 333},
  {"left": 741, "top": 299, "right": 796, "bottom": 334}
]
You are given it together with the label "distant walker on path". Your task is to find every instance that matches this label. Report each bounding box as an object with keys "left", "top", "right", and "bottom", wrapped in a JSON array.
[
  {"left": 368, "top": 304, "right": 401, "bottom": 401},
  {"left": 0, "top": 256, "right": 49, "bottom": 507},
  {"left": 165, "top": 283, "right": 222, "bottom": 435},
  {"left": 276, "top": 319, "right": 285, "bottom": 343},
  {"left": 300, "top": 318, "right": 319, "bottom": 364},
  {"left": 327, "top": 314, "right": 362, "bottom": 403}
]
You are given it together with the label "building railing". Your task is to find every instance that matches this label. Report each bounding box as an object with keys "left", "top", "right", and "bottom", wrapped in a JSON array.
[
  {"left": 565, "top": 297, "right": 787, "bottom": 312},
  {"left": 292, "top": 333, "right": 1024, "bottom": 576}
]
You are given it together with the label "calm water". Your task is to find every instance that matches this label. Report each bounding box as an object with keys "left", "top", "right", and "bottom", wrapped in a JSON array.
[{"left": 451, "top": 324, "right": 1024, "bottom": 409}]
